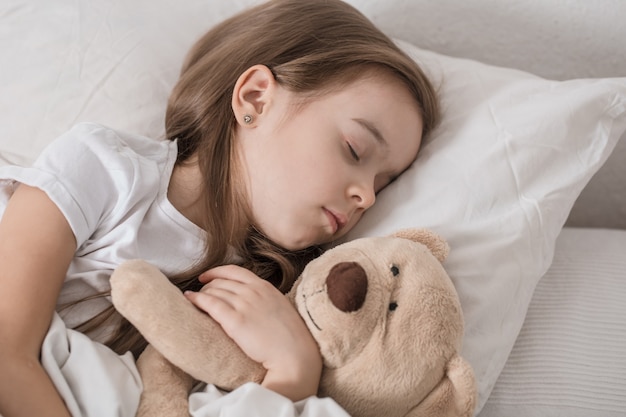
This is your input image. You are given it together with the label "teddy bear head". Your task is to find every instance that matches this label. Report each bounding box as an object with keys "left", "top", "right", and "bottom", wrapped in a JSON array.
[{"left": 289, "top": 229, "right": 475, "bottom": 417}]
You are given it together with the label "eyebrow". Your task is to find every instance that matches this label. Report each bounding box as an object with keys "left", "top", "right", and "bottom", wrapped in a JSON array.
[{"left": 352, "top": 118, "right": 388, "bottom": 148}]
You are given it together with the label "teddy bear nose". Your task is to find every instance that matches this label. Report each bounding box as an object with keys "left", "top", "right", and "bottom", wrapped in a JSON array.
[{"left": 326, "top": 262, "right": 368, "bottom": 312}]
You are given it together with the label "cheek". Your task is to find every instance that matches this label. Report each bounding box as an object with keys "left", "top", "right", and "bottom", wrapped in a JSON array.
[
  {"left": 374, "top": 175, "right": 389, "bottom": 194},
  {"left": 335, "top": 210, "right": 365, "bottom": 240}
]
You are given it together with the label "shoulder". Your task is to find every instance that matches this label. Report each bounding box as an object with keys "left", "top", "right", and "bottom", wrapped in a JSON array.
[
  {"left": 43, "top": 122, "right": 179, "bottom": 208},
  {"left": 52, "top": 122, "right": 175, "bottom": 167},
  {"left": 34, "top": 122, "right": 178, "bottom": 192},
  {"left": 18, "top": 123, "right": 178, "bottom": 245}
]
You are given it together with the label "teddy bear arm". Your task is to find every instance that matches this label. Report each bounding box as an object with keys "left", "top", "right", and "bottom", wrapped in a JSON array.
[
  {"left": 111, "top": 260, "right": 266, "bottom": 390},
  {"left": 406, "top": 355, "right": 476, "bottom": 417},
  {"left": 135, "top": 344, "right": 195, "bottom": 417}
]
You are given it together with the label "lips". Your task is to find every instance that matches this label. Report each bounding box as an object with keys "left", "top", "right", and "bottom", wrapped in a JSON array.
[{"left": 324, "top": 208, "right": 347, "bottom": 234}]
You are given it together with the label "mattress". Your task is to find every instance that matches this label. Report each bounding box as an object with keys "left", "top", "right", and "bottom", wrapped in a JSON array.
[{"left": 479, "top": 227, "right": 626, "bottom": 417}]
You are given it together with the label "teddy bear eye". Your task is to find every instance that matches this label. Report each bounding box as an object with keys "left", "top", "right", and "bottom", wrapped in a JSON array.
[
  {"left": 389, "top": 302, "right": 398, "bottom": 311},
  {"left": 390, "top": 265, "right": 400, "bottom": 276}
]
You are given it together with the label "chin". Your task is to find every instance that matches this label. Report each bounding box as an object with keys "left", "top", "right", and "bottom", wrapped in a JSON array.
[
  {"left": 281, "top": 238, "right": 314, "bottom": 251},
  {"left": 263, "top": 225, "right": 335, "bottom": 251},
  {"left": 261, "top": 231, "right": 307, "bottom": 251},
  {"left": 276, "top": 232, "right": 325, "bottom": 251}
]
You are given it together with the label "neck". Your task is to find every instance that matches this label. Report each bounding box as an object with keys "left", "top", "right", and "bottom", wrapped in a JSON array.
[{"left": 168, "top": 158, "right": 205, "bottom": 229}]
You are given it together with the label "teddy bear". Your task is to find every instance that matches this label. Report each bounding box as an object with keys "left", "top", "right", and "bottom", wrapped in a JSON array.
[{"left": 110, "top": 228, "right": 476, "bottom": 417}]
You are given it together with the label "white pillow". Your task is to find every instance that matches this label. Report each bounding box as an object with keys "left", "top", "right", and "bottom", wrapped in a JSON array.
[
  {"left": 342, "top": 40, "right": 626, "bottom": 411},
  {"left": 2, "top": 1, "right": 626, "bottom": 414}
]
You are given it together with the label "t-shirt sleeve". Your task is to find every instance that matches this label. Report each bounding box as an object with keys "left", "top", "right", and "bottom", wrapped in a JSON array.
[{"left": 0, "top": 123, "right": 164, "bottom": 246}]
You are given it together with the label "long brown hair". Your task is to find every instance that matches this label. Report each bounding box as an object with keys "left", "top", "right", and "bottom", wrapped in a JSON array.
[{"left": 99, "top": 0, "right": 440, "bottom": 356}]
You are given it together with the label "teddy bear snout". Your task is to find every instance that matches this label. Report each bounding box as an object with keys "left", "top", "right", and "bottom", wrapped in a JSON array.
[{"left": 325, "top": 262, "right": 368, "bottom": 313}]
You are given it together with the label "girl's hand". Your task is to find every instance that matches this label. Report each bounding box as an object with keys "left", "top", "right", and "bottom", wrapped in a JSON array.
[{"left": 184, "top": 265, "right": 322, "bottom": 401}]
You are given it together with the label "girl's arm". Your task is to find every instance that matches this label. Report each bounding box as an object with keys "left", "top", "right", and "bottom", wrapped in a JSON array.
[
  {"left": 0, "top": 184, "right": 76, "bottom": 417},
  {"left": 185, "top": 265, "right": 323, "bottom": 401}
]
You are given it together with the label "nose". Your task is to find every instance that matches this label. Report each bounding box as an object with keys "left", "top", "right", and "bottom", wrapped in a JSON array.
[
  {"left": 349, "top": 181, "right": 376, "bottom": 210},
  {"left": 325, "top": 262, "right": 368, "bottom": 312}
]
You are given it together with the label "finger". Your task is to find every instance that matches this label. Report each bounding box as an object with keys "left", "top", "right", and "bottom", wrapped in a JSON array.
[
  {"left": 200, "top": 277, "right": 246, "bottom": 294},
  {"left": 199, "top": 270, "right": 279, "bottom": 302},
  {"left": 200, "top": 280, "right": 270, "bottom": 310},
  {"left": 184, "top": 290, "right": 247, "bottom": 338},
  {"left": 198, "top": 264, "right": 258, "bottom": 284},
  {"left": 191, "top": 284, "right": 267, "bottom": 320},
  {"left": 185, "top": 288, "right": 237, "bottom": 314},
  {"left": 198, "top": 264, "right": 246, "bottom": 283}
]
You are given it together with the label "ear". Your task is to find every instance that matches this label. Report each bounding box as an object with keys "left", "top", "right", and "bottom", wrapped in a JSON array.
[
  {"left": 407, "top": 355, "right": 476, "bottom": 417},
  {"left": 392, "top": 228, "right": 449, "bottom": 263},
  {"left": 231, "top": 64, "right": 276, "bottom": 127}
]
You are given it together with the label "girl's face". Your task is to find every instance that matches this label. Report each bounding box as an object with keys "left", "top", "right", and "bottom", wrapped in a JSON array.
[{"left": 237, "top": 70, "right": 423, "bottom": 250}]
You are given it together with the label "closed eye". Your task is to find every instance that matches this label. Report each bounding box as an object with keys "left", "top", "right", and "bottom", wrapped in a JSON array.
[{"left": 347, "top": 142, "right": 360, "bottom": 162}]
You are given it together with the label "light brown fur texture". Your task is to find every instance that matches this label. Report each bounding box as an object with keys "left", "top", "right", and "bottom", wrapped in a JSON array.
[{"left": 110, "top": 229, "right": 476, "bottom": 417}]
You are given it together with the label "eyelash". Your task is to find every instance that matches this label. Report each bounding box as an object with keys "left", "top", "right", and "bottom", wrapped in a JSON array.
[{"left": 347, "top": 142, "right": 360, "bottom": 162}]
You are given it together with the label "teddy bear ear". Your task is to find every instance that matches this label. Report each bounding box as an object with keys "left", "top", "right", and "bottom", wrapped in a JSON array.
[
  {"left": 391, "top": 228, "right": 450, "bottom": 263},
  {"left": 407, "top": 355, "right": 476, "bottom": 417}
]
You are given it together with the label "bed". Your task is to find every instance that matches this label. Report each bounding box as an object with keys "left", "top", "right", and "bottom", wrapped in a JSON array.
[{"left": 1, "top": 1, "right": 625, "bottom": 416}]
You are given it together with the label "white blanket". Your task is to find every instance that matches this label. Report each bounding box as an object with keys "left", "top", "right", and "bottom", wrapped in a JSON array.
[{"left": 40, "top": 313, "right": 350, "bottom": 417}]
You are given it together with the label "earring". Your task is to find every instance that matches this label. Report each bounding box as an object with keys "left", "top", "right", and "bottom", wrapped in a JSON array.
[{"left": 243, "top": 114, "right": 253, "bottom": 124}]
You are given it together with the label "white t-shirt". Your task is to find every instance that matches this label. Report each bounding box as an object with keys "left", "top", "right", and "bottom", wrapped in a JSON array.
[{"left": 0, "top": 122, "right": 207, "bottom": 340}]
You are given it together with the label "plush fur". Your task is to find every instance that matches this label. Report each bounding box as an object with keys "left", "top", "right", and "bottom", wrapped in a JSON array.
[{"left": 110, "top": 228, "right": 476, "bottom": 417}]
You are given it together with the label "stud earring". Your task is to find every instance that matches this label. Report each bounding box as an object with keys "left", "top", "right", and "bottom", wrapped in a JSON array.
[{"left": 243, "top": 114, "right": 253, "bottom": 124}]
